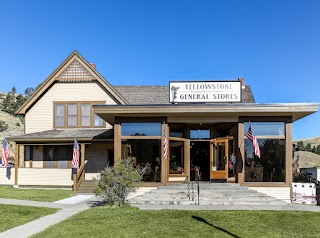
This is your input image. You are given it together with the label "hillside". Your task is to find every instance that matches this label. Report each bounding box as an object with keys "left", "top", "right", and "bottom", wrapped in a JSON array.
[
  {"left": 294, "top": 137, "right": 320, "bottom": 148},
  {"left": 294, "top": 151, "right": 320, "bottom": 168},
  {"left": 0, "top": 93, "right": 24, "bottom": 157}
]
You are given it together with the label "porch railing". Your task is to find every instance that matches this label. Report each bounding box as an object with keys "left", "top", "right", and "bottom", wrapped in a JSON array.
[{"left": 73, "top": 164, "right": 85, "bottom": 195}]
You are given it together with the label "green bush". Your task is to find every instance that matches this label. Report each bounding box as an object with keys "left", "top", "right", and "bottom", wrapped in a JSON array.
[
  {"left": 0, "top": 120, "right": 8, "bottom": 132},
  {"left": 94, "top": 158, "right": 143, "bottom": 206}
]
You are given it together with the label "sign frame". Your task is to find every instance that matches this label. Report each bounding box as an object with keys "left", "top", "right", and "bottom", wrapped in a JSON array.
[{"left": 169, "top": 80, "right": 242, "bottom": 103}]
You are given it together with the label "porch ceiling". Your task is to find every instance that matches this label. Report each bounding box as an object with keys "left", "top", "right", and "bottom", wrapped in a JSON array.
[{"left": 93, "top": 103, "right": 319, "bottom": 125}]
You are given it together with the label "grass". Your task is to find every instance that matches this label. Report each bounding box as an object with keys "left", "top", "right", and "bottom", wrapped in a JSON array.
[
  {"left": 32, "top": 206, "right": 320, "bottom": 238},
  {"left": 0, "top": 186, "right": 73, "bottom": 202},
  {"left": 0, "top": 204, "right": 58, "bottom": 232}
]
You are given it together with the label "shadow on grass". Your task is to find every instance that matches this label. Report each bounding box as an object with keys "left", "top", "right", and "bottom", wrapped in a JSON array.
[
  {"left": 86, "top": 200, "right": 107, "bottom": 207},
  {"left": 192, "top": 215, "right": 240, "bottom": 238}
]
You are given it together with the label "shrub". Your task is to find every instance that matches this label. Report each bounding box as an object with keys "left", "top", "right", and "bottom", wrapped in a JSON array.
[
  {"left": 94, "top": 158, "right": 143, "bottom": 206},
  {"left": 16, "top": 122, "right": 20, "bottom": 127},
  {"left": 0, "top": 120, "right": 8, "bottom": 132}
]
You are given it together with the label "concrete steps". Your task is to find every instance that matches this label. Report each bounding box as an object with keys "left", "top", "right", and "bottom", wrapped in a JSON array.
[{"left": 128, "top": 182, "right": 288, "bottom": 206}]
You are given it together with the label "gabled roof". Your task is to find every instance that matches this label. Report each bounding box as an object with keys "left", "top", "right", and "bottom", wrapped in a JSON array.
[
  {"left": 114, "top": 85, "right": 256, "bottom": 104},
  {"left": 16, "top": 51, "right": 129, "bottom": 115}
]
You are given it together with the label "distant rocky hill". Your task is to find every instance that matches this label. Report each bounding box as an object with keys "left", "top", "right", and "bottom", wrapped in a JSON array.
[
  {"left": 294, "top": 137, "right": 320, "bottom": 147},
  {"left": 0, "top": 93, "right": 24, "bottom": 157},
  {"left": 294, "top": 151, "right": 320, "bottom": 168}
]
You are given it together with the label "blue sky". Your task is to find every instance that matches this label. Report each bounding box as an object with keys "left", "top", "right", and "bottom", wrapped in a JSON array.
[{"left": 0, "top": 0, "right": 319, "bottom": 140}]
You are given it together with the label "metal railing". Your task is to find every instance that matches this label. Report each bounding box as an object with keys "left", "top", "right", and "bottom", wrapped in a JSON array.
[{"left": 187, "top": 166, "right": 200, "bottom": 205}]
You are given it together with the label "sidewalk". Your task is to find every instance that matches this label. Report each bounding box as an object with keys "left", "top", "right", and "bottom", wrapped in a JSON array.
[
  {"left": 132, "top": 203, "right": 320, "bottom": 212},
  {"left": 1, "top": 196, "right": 320, "bottom": 238},
  {"left": 0, "top": 195, "right": 96, "bottom": 238}
]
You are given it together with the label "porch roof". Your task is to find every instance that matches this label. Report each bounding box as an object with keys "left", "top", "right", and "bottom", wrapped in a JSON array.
[
  {"left": 93, "top": 103, "right": 319, "bottom": 125},
  {"left": 9, "top": 128, "right": 114, "bottom": 143}
]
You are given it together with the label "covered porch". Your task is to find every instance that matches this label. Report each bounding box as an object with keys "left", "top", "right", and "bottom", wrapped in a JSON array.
[{"left": 6, "top": 128, "right": 114, "bottom": 187}]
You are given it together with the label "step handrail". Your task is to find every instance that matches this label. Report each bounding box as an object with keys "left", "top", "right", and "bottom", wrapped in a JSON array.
[{"left": 73, "top": 164, "right": 85, "bottom": 195}]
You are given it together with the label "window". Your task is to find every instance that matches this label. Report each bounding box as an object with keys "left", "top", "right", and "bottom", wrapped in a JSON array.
[
  {"left": 244, "top": 122, "right": 286, "bottom": 183},
  {"left": 123, "top": 139, "right": 161, "bottom": 182},
  {"left": 68, "top": 104, "right": 78, "bottom": 127},
  {"left": 44, "top": 145, "right": 74, "bottom": 169},
  {"left": 190, "top": 129, "right": 210, "bottom": 140},
  {"left": 94, "top": 115, "right": 104, "bottom": 127},
  {"left": 54, "top": 102, "right": 105, "bottom": 128},
  {"left": 121, "top": 123, "right": 161, "bottom": 136},
  {"left": 55, "top": 104, "right": 65, "bottom": 127},
  {"left": 81, "top": 104, "right": 91, "bottom": 126}
]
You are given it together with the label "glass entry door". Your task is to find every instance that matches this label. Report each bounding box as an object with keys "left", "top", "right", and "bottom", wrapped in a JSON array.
[{"left": 210, "top": 138, "right": 229, "bottom": 181}]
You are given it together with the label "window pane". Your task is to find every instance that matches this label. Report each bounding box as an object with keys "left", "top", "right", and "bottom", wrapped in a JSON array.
[
  {"left": 82, "top": 104, "right": 91, "bottom": 126},
  {"left": 169, "top": 140, "right": 185, "bottom": 174},
  {"left": 244, "top": 139, "right": 285, "bottom": 182},
  {"left": 244, "top": 122, "right": 285, "bottom": 136},
  {"left": 68, "top": 104, "right": 78, "bottom": 126},
  {"left": 68, "top": 115, "right": 77, "bottom": 127},
  {"left": 94, "top": 115, "right": 104, "bottom": 127},
  {"left": 55, "top": 116, "right": 65, "bottom": 127},
  {"left": 121, "top": 123, "right": 161, "bottom": 136},
  {"left": 124, "top": 139, "right": 161, "bottom": 182},
  {"left": 81, "top": 104, "right": 91, "bottom": 116},
  {"left": 55, "top": 105, "right": 65, "bottom": 127},
  {"left": 190, "top": 129, "right": 210, "bottom": 139},
  {"left": 68, "top": 104, "right": 77, "bottom": 115},
  {"left": 82, "top": 116, "right": 91, "bottom": 127},
  {"left": 55, "top": 104, "right": 65, "bottom": 116}
]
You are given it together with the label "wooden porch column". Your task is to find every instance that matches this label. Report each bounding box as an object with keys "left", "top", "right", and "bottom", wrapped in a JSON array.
[
  {"left": 15, "top": 144, "right": 20, "bottom": 185},
  {"left": 237, "top": 122, "right": 245, "bottom": 184},
  {"left": 286, "top": 122, "right": 293, "bottom": 189},
  {"left": 114, "top": 123, "right": 121, "bottom": 163},
  {"left": 81, "top": 143, "right": 86, "bottom": 180},
  {"left": 161, "top": 123, "right": 168, "bottom": 184}
]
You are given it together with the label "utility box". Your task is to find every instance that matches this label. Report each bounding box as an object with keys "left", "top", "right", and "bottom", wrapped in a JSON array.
[{"left": 292, "top": 182, "right": 317, "bottom": 205}]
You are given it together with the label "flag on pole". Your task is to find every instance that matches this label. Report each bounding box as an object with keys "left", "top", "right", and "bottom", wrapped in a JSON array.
[
  {"left": 245, "top": 123, "right": 261, "bottom": 158},
  {"left": 163, "top": 125, "right": 168, "bottom": 159},
  {"left": 72, "top": 137, "right": 80, "bottom": 169},
  {"left": 1, "top": 138, "right": 10, "bottom": 168}
]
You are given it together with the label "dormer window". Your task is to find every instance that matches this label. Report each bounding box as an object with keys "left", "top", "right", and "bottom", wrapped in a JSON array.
[{"left": 54, "top": 102, "right": 105, "bottom": 128}]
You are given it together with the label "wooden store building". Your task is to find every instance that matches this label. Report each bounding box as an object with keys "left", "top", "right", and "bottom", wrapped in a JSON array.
[{"left": 3, "top": 51, "right": 318, "bottom": 202}]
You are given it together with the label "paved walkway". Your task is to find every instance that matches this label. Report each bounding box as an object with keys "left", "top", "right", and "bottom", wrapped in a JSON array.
[
  {"left": 1, "top": 196, "right": 320, "bottom": 238},
  {"left": 0, "top": 195, "right": 96, "bottom": 238}
]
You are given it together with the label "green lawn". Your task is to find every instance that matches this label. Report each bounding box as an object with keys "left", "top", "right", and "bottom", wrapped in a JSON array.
[
  {"left": 32, "top": 206, "right": 320, "bottom": 238},
  {"left": 0, "top": 186, "right": 73, "bottom": 202},
  {"left": 0, "top": 204, "right": 58, "bottom": 232}
]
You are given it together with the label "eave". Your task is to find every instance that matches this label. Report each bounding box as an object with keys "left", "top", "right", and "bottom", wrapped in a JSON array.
[{"left": 93, "top": 103, "right": 319, "bottom": 125}]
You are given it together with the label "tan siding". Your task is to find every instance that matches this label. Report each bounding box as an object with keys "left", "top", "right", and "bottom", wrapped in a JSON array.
[
  {"left": 18, "top": 168, "right": 73, "bottom": 186},
  {"left": 0, "top": 168, "right": 15, "bottom": 185},
  {"left": 25, "top": 82, "right": 117, "bottom": 133},
  {"left": 85, "top": 143, "right": 109, "bottom": 173},
  {"left": 85, "top": 173, "right": 100, "bottom": 180}
]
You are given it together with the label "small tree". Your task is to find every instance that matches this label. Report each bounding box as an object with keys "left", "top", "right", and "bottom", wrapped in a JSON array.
[
  {"left": 0, "top": 120, "right": 8, "bottom": 132},
  {"left": 94, "top": 158, "right": 143, "bottom": 206}
]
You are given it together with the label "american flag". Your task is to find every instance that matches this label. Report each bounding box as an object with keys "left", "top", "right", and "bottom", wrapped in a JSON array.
[
  {"left": 72, "top": 137, "right": 80, "bottom": 169},
  {"left": 1, "top": 138, "right": 10, "bottom": 168},
  {"left": 163, "top": 125, "right": 168, "bottom": 159},
  {"left": 245, "top": 123, "right": 261, "bottom": 158}
]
